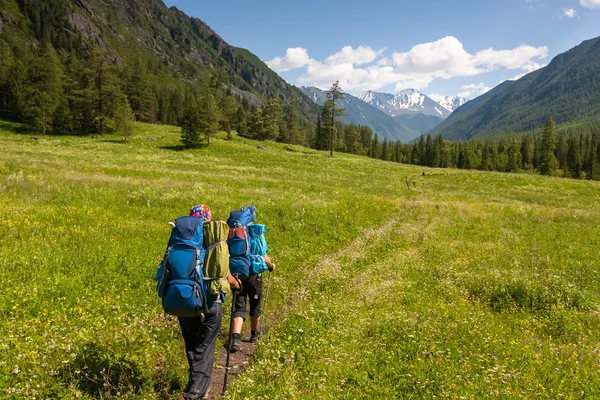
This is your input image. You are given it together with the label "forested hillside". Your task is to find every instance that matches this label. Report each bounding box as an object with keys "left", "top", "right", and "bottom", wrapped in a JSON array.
[
  {"left": 431, "top": 36, "right": 600, "bottom": 140},
  {"left": 0, "top": 0, "right": 318, "bottom": 140}
]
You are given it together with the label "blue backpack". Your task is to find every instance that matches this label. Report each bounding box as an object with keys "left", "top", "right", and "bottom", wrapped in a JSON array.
[
  {"left": 155, "top": 216, "right": 209, "bottom": 318},
  {"left": 227, "top": 206, "right": 256, "bottom": 277},
  {"left": 248, "top": 224, "right": 269, "bottom": 275}
]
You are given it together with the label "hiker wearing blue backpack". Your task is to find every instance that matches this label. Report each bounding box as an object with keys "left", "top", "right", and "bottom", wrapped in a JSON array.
[
  {"left": 155, "top": 205, "right": 241, "bottom": 400},
  {"left": 226, "top": 206, "right": 275, "bottom": 353}
]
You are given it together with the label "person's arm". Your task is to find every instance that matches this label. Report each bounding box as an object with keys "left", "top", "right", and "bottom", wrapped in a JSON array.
[
  {"left": 264, "top": 254, "right": 275, "bottom": 271},
  {"left": 227, "top": 272, "right": 241, "bottom": 289}
]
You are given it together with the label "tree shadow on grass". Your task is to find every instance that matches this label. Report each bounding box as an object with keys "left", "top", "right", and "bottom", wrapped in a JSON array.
[
  {"left": 160, "top": 144, "right": 208, "bottom": 151},
  {"left": 0, "top": 120, "right": 95, "bottom": 138},
  {"left": 0, "top": 120, "right": 36, "bottom": 135},
  {"left": 101, "top": 139, "right": 128, "bottom": 144}
]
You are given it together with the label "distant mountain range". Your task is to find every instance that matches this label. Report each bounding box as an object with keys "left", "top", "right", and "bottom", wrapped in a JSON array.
[
  {"left": 300, "top": 86, "right": 420, "bottom": 142},
  {"left": 359, "top": 90, "right": 467, "bottom": 118},
  {"left": 431, "top": 36, "right": 600, "bottom": 140},
  {"left": 301, "top": 86, "right": 467, "bottom": 142}
]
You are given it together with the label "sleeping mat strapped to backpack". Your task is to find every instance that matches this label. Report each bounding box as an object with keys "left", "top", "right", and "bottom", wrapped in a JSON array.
[{"left": 248, "top": 224, "right": 268, "bottom": 275}]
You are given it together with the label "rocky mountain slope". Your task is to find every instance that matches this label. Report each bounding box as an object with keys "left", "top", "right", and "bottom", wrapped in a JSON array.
[{"left": 0, "top": 0, "right": 318, "bottom": 117}]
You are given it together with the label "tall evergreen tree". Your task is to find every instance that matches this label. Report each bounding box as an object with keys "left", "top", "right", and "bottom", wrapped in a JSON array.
[
  {"left": 125, "top": 56, "right": 157, "bottom": 123},
  {"left": 181, "top": 105, "right": 201, "bottom": 147},
  {"left": 114, "top": 94, "right": 135, "bottom": 141},
  {"left": 95, "top": 52, "right": 122, "bottom": 135},
  {"left": 199, "top": 91, "right": 220, "bottom": 146},
  {"left": 262, "top": 98, "right": 282, "bottom": 141},
  {"left": 25, "top": 42, "right": 63, "bottom": 133},
  {"left": 539, "top": 117, "right": 559, "bottom": 175},
  {"left": 234, "top": 106, "right": 248, "bottom": 136},
  {"left": 284, "top": 98, "right": 302, "bottom": 144},
  {"left": 313, "top": 108, "right": 330, "bottom": 151},
  {"left": 566, "top": 134, "right": 582, "bottom": 178},
  {"left": 249, "top": 107, "right": 265, "bottom": 140},
  {"left": 323, "top": 81, "right": 346, "bottom": 156}
]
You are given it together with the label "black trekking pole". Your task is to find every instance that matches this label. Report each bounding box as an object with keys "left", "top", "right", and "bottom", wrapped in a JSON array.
[
  {"left": 223, "top": 280, "right": 238, "bottom": 394},
  {"left": 260, "top": 267, "right": 273, "bottom": 335}
]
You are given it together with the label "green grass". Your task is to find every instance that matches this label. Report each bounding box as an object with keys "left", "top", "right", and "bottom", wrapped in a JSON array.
[{"left": 1, "top": 120, "right": 599, "bottom": 399}]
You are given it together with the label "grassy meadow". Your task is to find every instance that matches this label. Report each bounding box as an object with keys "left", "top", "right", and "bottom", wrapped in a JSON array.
[{"left": 1, "top": 120, "right": 599, "bottom": 399}]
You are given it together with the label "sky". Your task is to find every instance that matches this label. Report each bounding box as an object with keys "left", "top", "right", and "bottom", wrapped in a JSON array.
[{"left": 163, "top": 0, "right": 600, "bottom": 100}]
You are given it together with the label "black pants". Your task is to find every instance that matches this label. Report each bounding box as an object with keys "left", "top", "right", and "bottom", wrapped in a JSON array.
[
  {"left": 233, "top": 274, "right": 262, "bottom": 320},
  {"left": 178, "top": 304, "right": 223, "bottom": 399}
]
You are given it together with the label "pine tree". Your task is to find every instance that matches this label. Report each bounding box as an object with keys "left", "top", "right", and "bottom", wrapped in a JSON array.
[
  {"left": 371, "top": 134, "right": 381, "bottom": 159},
  {"left": 25, "top": 42, "right": 63, "bottom": 133},
  {"left": 539, "top": 117, "right": 559, "bottom": 175},
  {"left": 114, "top": 94, "right": 135, "bottom": 141},
  {"left": 381, "top": 138, "right": 389, "bottom": 161},
  {"left": 125, "top": 56, "right": 157, "bottom": 123},
  {"left": 285, "top": 99, "right": 302, "bottom": 144},
  {"left": 507, "top": 140, "right": 522, "bottom": 172},
  {"left": 249, "top": 107, "right": 265, "bottom": 140},
  {"left": 52, "top": 96, "right": 73, "bottom": 133},
  {"left": 95, "top": 52, "right": 122, "bottom": 135},
  {"left": 566, "top": 134, "right": 582, "bottom": 178},
  {"left": 71, "top": 54, "right": 97, "bottom": 134},
  {"left": 234, "top": 106, "right": 248, "bottom": 136},
  {"left": 324, "top": 81, "right": 346, "bottom": 156},
  {"left": 0, "top": 38, "right": 14, "bottom": 117},
  {"left": 417, "top": 135, "right": 426, "bottom": 165},
  {"left": 314, "top": 107, "right": 331, "bottom": 151},
  {"left": 181, "top": 106, "right": 201, "bottom": 147},
  {"left": 199, "top": 91, "right": 220, "bottom": 146},
  {"left": 262, "top": 97, "right": 282, "bottom": 141}
]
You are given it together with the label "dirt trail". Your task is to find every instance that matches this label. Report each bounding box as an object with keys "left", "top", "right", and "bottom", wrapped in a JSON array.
[{"left": 206, "top": 210, "right": 407, "bottom": 399}]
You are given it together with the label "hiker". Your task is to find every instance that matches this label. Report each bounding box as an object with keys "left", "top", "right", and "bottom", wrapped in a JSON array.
[
  {"left": 226, "top": 206, "right": 275, "bottom": 353},
  {"left": 178, "top": 205, "right": 242, "bottom": 400},
  {"left": 156, "top": 205, "right": 241, "bottom": 400}
]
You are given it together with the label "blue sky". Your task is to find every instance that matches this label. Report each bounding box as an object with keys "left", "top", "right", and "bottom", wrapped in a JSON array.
[{"left": 164, "top": 0, "right": 600, "bottom": 99}]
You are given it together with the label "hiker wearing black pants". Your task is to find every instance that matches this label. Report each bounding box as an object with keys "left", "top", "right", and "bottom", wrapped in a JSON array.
[
  {"left": 178, "top": 271, "right": 240, "bottom": 399},
  {"left": 230, "top": 254, "right": 275, "bottom": 352},
  {"left": 177, "top": 205, "right": 241, "bottom": 400}
]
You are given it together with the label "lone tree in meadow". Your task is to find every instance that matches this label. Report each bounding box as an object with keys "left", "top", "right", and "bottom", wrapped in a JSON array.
[
  {"left": 322, "top": 80, "right": 346, "bottom": 156},
  {"left": 114, "top": 94, "right": 135, "bottom": 141},
  {"left": 199, "top": 90, "right": 220, "bottom": 146},
  {"left": 181, "top": 105, "right": 202, "bottom": 147}
]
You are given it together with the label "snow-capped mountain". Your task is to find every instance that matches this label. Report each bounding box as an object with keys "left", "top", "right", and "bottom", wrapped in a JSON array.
[
  {"left": 428, "top": 95, "right": 468, "bottom": 113},
  {"left": 300, "top": 86, "right": 421, "bottom": 142},
  {"left": 359, "top": 90, "right": 468, "bottom": 118}
]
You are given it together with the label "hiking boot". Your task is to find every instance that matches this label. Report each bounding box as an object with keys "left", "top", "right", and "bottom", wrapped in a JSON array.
[
  {"left": 229, "top": 333, "right": 241, "bottom": 353},
  {"left": 249, "top": 330, "right": 262, "bottom": 343}
]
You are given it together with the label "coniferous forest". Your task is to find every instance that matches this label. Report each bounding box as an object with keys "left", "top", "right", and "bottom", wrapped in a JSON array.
[{"left": 324, "top": 116, "right": 600, "bottom": 181}]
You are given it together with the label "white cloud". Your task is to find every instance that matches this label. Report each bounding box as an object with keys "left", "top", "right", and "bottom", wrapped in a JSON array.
[
  {"left": 457, "top": 83, "right": 492, "bottom": 98},
  {"left": 563, "top": 7, "right": 577, "bottom": 17},
  {"left": 267, "top": 37, "right": 549, "bottom": 92},
  {"left": 325, "top": 46, "right": 378, "bottom": 66},
  {"left": 266, "top": 47, "right": 311, "bottom": 72},
  {"left": 580, "top": 0, "right": 600, "bottom": 8}
]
